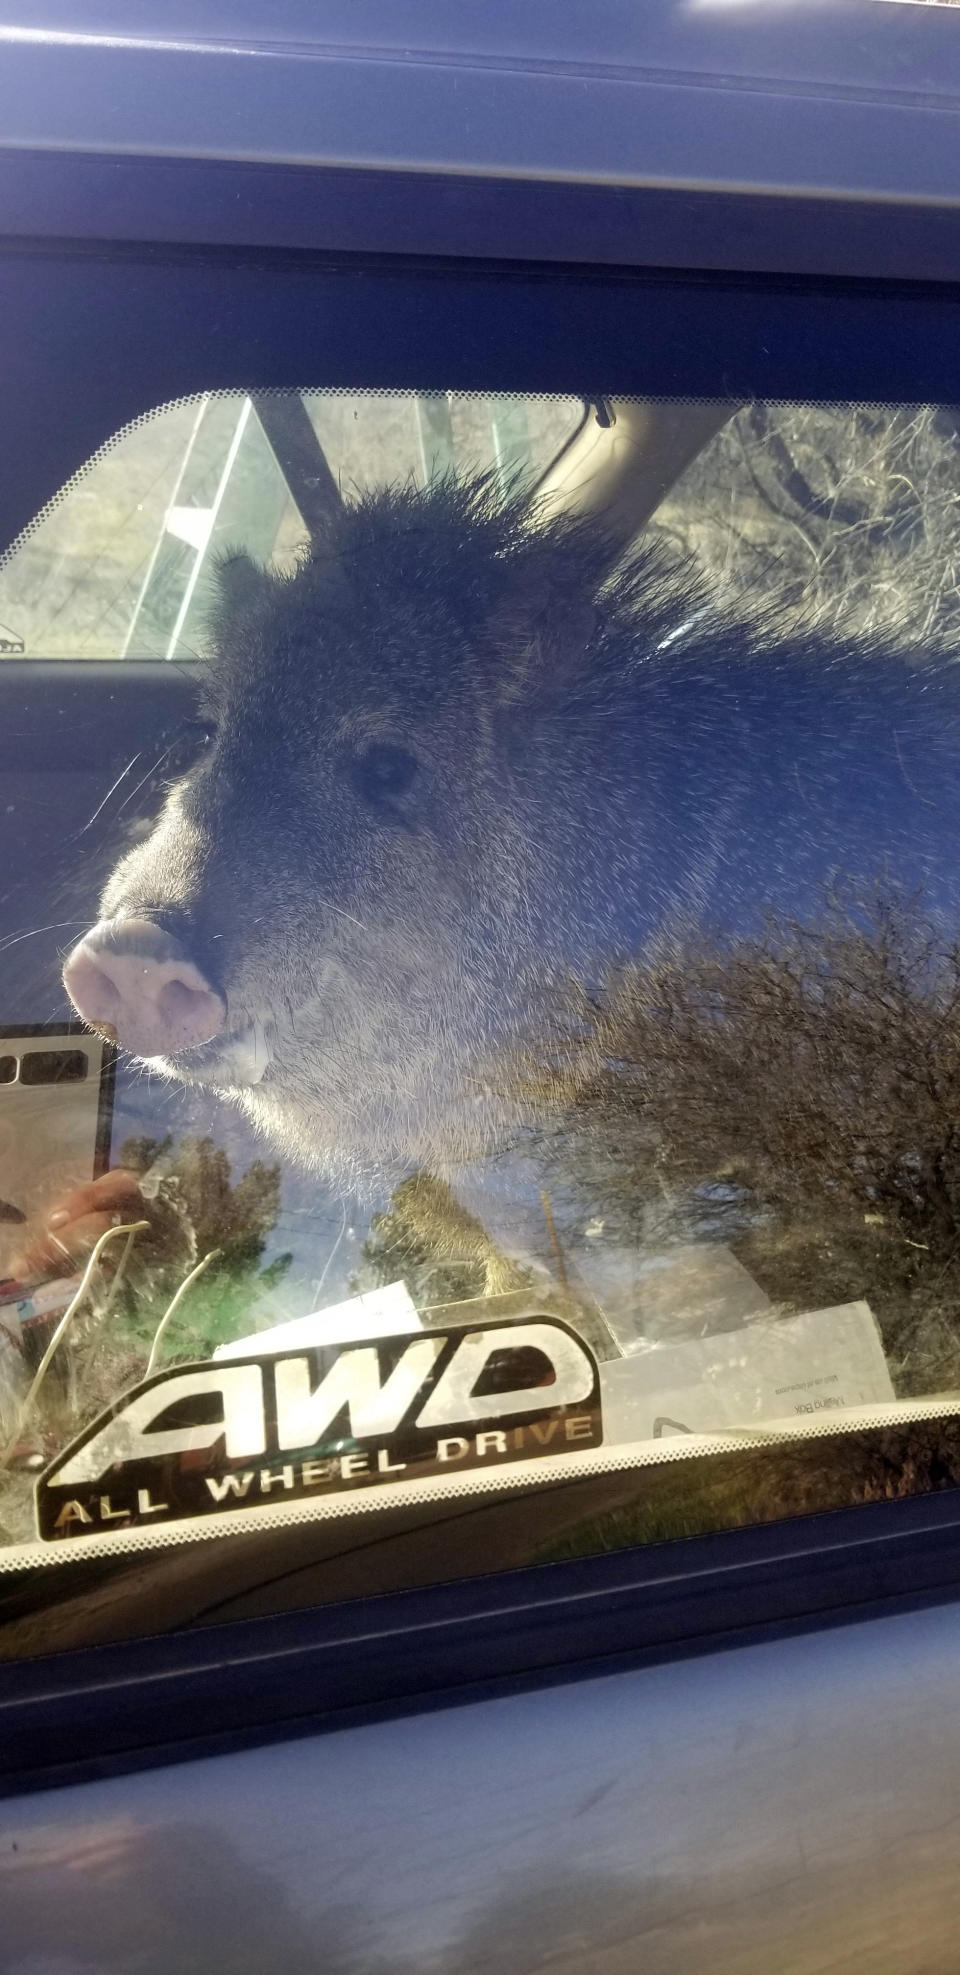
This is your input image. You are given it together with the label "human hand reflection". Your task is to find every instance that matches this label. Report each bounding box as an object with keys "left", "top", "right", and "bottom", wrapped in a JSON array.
[{"left": 10, "top": 1169, "right": 146, "bottom": 1282}]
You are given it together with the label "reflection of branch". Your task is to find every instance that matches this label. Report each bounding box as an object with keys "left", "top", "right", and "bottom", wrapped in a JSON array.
[
  {"left": 312, "top": 1197, "right": 348, "bottom": 1302},
  {"left": 540, "top": 1190, "right": 571, "bottom": 1302},
  {"left": 0, "top": 1219, "right": 150, "bottom": 1467},
  {"left": 145, "top": 1247, "right": 222, "bottom": 1378},
  {"left": 96, "top": 1225, "right": 139, "bottom": 1323}
]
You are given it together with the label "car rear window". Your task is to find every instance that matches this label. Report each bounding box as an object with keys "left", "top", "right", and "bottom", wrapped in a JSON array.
[{"left": 2, "top": 247, "right": 960, "bottom": 1657}]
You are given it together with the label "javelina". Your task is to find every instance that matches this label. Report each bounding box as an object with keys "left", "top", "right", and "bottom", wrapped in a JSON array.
[{"left": 63, "top": 474, "right": 960, "bottom": 1189}]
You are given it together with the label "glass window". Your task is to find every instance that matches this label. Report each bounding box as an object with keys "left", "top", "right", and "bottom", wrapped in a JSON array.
[
  {"left": 0, "top": 392, "right": 579, "bottom": 661},
  {"left": 3, "top": 253, "right": 960, "bottom": 1657}
]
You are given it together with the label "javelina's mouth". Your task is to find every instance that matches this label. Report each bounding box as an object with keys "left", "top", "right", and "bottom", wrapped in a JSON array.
[{"left": 157, "top": 1019, "right": 275, "bottom": 1088}]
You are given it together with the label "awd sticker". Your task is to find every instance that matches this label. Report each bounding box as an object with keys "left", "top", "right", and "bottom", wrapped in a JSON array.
[{"left": 36, "top": 1317, "right": 602, "bottom": 1539}]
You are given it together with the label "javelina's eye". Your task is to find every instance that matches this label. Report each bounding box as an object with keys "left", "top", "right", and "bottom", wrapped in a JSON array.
[{"left": 351, "top": 744, "right": 419, "bottom": 805}]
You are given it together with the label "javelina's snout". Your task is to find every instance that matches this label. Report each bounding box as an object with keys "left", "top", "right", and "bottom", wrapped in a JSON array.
[{"left": 64, "top": 917, "right": 226, "bottom": 1059}]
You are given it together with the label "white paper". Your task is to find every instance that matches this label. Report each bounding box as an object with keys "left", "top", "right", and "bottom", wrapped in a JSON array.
[
  {"left": 214, "top": 1279, "right": 423, "bottom": 1360},
  {"left": 600, "top": 1299, "right": 895, "bottom": 1446}
]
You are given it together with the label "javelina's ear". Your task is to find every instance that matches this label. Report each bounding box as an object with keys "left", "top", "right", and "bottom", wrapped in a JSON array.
[
  {"left": 490, "top": 577, "right": 599, "bottom": 708},
  {"left": 210, "top": 551, "right": 273, "bottom": 639}
]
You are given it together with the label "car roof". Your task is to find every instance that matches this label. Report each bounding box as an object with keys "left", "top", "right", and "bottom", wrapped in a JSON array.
[
  {"left": 0, "top": 1, "right": 958, "bottom": 194},
  {"left": 0, "top": 1, "right": 958, "bottom": 279}
]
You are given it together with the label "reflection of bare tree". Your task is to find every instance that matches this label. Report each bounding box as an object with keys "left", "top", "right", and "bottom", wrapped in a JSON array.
[
  {"left": 432, "top": 1870, "right": 669, "bottom": 1975},
  {"left": 510, "top": 889, "right": 960, "bottom": 1396},
  {"left": 354, "top": 1170, "right": 621, "bottom": 1359},
  {"left": 356, "top": 1171, "right": 530, "bottom": 1307},
  {"left": 0, "top": 1819, "right": 399, "bottom": 1975},
  {"left": 422, "top": 1843, "right": 960, "bottom": 1975}
]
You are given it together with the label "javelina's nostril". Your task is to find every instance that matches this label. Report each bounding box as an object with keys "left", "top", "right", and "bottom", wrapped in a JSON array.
[{"left": 63, "top": 917, "right": 227, "bottom": 1059}]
